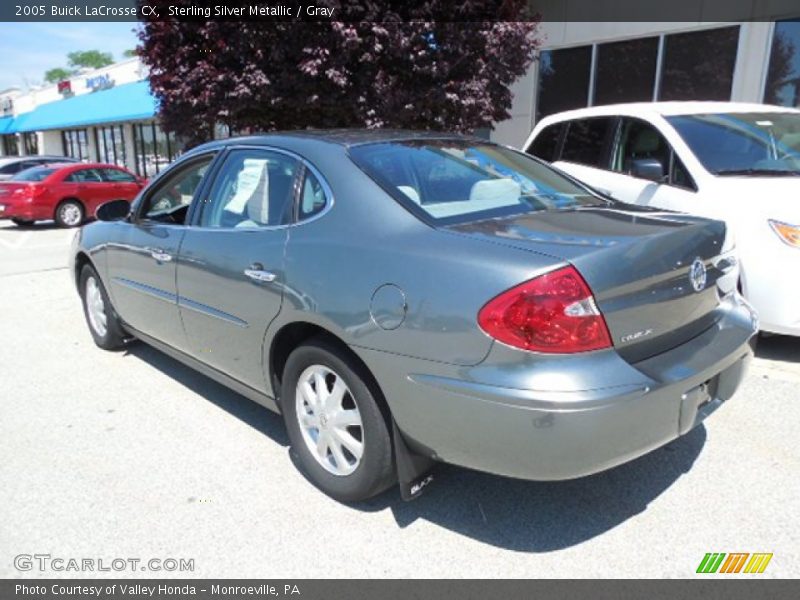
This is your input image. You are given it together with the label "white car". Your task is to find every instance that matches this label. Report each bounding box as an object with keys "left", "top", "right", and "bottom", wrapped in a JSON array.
[{"left": 523, "top": 102, "right": 800, "bottom": 337}]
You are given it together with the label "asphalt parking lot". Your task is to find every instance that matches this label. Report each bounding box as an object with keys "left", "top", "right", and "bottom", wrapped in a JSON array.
[{"left": 1, "top": 220, "right": 798, "bottom": 578}]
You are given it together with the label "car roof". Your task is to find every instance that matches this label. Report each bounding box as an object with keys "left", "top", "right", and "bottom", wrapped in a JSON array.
[
  {"left": 0, "top": 155, "right": 77, "bottom": 166},
  {"left": 189, "top": 129, "right": 482, "bottom": 155},
  {"left": 537, "top": 101, "right": 800, "bottom": 125}
]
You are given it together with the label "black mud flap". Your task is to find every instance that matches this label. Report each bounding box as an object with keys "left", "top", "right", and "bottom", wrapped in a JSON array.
[{"left": 393, "top": 420, "right": 437, "bottom": 501}]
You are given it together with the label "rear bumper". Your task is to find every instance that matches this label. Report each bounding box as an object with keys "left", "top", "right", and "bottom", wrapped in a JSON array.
[
  {"left": 360, "top": 293, "right": 757, "bottom": 481},
  {"left": 0, "top": 200, "right": 47, "bottom": 221}
]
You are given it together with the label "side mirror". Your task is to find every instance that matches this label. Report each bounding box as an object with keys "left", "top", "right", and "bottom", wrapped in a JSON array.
[
  {"left": 96, "top": 199, "right": 131, "bottom": 222},
  {"left": 630, "top": 158, "right": 666, "bottom": 183}
]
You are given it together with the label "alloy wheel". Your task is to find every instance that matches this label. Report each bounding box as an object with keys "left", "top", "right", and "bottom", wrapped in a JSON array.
[{"left": 60, "top": 203, "right": 82, "bottom": 226}]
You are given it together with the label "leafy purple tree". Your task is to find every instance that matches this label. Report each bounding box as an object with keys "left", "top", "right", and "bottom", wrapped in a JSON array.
[{"left": 137, "top": 2, "right": 541, "bottom": 145}]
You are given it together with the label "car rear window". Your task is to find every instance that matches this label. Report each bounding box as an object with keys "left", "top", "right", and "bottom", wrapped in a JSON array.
[
  {"left": 12, "top": 167, "right": 56, "bottom": 182},
  {"left": 350, "top": 140, "right": 603, "bottom": 225},
  {"left": 527, "top": 123, "right": 564, "bottom": 161}
]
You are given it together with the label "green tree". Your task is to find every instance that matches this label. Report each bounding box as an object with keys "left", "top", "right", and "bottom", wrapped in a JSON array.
[
  {"left": 122, "top": 49, "right": 137, "bottom": 58},
  {"left": 44, "top": 67, "right": 72, "bottom": 84},
  {"left": 67, "top": 50, "right": 113, "bottom": 70}
]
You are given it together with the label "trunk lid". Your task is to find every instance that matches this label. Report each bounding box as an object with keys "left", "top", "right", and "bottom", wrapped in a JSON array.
[{"left": 446, "top": 204, "right": 728, "bottom": 361}]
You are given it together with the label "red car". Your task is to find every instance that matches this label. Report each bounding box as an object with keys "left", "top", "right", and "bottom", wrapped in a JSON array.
[{"left": 0, "top": 162, "right": 145, "bottom": 228}]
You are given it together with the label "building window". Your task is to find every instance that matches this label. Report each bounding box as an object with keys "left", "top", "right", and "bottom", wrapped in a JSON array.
[
  {"left": 536, "top": 45, "right": 592, "bottom": 121},
  {"left": 62, "top": 129, "right": 89, "bottom": 161},
  {"left": 95, "top": 125, "right": 126, "bottom": 166},
  {"left": 1, "top": 135, "right": 18, "bottom": 156},
  {"left": 764, "top": 19, "right": 800, "bottom": 107},
  {"left": 22, "top": 132, "right": 38, "bottom": 155},
  {"left": 595, "top": 37, "right": 659, "bottom": 105},
  {"left": 131, "top": 122, "right": 182, "bottom": 177},
  {"left": 534, "top": 26, "right": 741, "bottom": 122},
  {"left": 658, "top": 26, "right": 740, "bottom": 101}
]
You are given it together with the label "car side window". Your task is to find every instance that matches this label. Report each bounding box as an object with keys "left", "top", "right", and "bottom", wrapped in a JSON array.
[
  {"left": 140, "top": 156, "right": 214, "bottom": 224},
  {"left": 298, "top": 168, "right": 329, "bottom": 221},
  {"left": 613, "top": 118, "right": 696, "bottom": 190},
  {"left": 670, "top": 155, "right": 695, "bottom": 190},
  {"left": 101, "top": 168, "right": 136, "bottom": 182},
  {"left": 527, "top": 123, "right": 564, "bottom": 162},
  {"left": 200, "top": 149, "right": 299, "bottom": 229},
  {"left": 560, "top": 118, "right": 614, "bottom": 167},
  {"left": 65, "top": 168, "right": 103, "bottom": 183}
]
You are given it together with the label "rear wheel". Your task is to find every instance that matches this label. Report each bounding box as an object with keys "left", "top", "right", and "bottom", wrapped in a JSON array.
[
  {"left": 79, "top": 264, "right": 127, "bottom": 350},
  {"left": 55, "top": 200, "right": 84, "bottom": 228},
  {"left": 11, "top": 218, "right": 35, "bottom": 227},
  {"left": 281, "top": 338, "right": 395, "bottom": 502}
]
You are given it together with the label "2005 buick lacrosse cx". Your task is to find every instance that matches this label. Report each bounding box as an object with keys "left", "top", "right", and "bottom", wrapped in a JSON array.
[{"left": 71, "top": 130, "right": 758, "bottom": 502}]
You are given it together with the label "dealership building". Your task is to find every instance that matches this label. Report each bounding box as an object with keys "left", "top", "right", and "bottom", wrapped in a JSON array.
[
  {"left": 1, "top": 10, "right": 799, "bottom": 162},
  {"left": 0, "top": 58, "right": 183, "bottom": 177},
  {"left": 491, "top": 9, "right": 800, "bottom": 147}
]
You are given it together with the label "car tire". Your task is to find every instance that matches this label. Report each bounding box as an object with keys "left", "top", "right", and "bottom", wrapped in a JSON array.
[
  {"left": 11, "top": 218, "right": 35, "bottom": 227},
  {"left": 55, "top": 200, "right": 84, "bottom": 228},
  {"left": 281, "top": 337, "right": 395, "bottom": 502},
  {"left": 79, "top": 264, "right": 127, "bottom": 350}
]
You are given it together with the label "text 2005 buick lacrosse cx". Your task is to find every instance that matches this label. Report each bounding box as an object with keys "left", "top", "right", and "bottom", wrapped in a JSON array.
[{"left": 71, "top": 130, "right": 757, "bottom": 502}]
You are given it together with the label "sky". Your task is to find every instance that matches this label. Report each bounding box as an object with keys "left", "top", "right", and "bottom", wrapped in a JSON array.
[{"left": 0, "top": 22, "right": 140, "bottom": 91}]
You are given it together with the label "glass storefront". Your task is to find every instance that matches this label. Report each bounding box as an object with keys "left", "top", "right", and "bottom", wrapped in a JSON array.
[
  {"left": 22, "top": 132, "right": 38, "bottom": 155},
  {"left": 131, "top": 121, "right": 182, "bottom": 177},
  {"left": 62, "top": 129, "right": 89, "bottom": 160},
  {"left": 595, "top": 37, "right": 659, "bottom": 105},
  {"left": 765, "top": 19, "right": 800, "bottom": 107},
  {"left": 1, "top": 134, "right": 18, "bottom": 156},
  {"left": 94, "top": 124, "right": 126, "bottom": 166},
  {"left": 535, "top": 26, "right": 741, "bottom": 120},
  {"left": 659, "top": 27, "right": 740, "bottom": 101}
]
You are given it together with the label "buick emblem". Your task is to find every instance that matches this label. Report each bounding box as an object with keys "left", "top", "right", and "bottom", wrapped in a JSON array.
[{"left": 689, "top": 258, "right": 707, "bottom": 293}]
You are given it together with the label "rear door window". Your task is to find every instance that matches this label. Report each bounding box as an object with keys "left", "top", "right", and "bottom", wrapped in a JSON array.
[
  {"left": 560, "top": 118, "right": 614, "bottom": 167},
  {"left": 66, "top": 169, "right": 103, "bottom": 183},
  {"left": 199, "top": 149, "right": 299, "bottom": 228}
]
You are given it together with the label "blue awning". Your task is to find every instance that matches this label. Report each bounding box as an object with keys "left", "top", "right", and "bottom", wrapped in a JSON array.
[
  {"left": 12, "top": 81, "right": 157, "bottom": 133},
  {"left": 0, "top": 116, "right": 15, "bottom": 135}
]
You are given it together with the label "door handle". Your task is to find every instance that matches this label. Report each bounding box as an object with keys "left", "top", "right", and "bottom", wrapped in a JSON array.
[
  {"left": 149, "top": 248, "right": 172, "bottom": 262},
  {"left": 244, "top": 263, "right": 276, "bottom": 283}
]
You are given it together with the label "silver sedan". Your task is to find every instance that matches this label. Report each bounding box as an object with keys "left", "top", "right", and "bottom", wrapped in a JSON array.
[{"left": 71, "top": 130, "right": 757, "bottom": 502}]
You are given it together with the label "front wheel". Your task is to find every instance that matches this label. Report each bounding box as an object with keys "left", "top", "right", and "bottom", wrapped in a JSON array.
[
  {"left": 79, "top": 264, "right": 127, "bottom": 350},
  {"left": 281, "top": 338, "right": 395, "bottom": 502},
  {"left": 55, "top": 200, "right": 84, "bottom": 228}
]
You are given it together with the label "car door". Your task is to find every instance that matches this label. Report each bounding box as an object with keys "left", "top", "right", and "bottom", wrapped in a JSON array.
[
  {"left": 99, "top": 167, "right": 144, "bottom": 203},
  {"left": 104, "top": 153, "right": 217, "bottom": 351},
  {"left": 62, "top": 168, "right": 109, "bottom": 216},
  {"left": 177, "top": 147, "right": 300, "bottom": 391},
  {"left": 594, "top": 117, "right": 699, "bottom": 209}
]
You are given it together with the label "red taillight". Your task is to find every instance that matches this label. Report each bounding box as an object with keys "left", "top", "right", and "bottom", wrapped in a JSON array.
[
  {"left": 478, "top": 265, "right": 612, "bottom": 353},
  {"left": 13, "top": 185, "right": 46, "bottom": 198}
]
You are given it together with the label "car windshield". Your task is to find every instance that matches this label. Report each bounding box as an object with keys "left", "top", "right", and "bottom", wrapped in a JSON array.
[
  {"left": 667, "top": 112, "right": 800, "bottom": 176},
  {"left": 349, "top": 140, "right": 604, "bottom": 224},
  {"left": 12, "top": 167, "right": 56, "bottom": 182}
]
